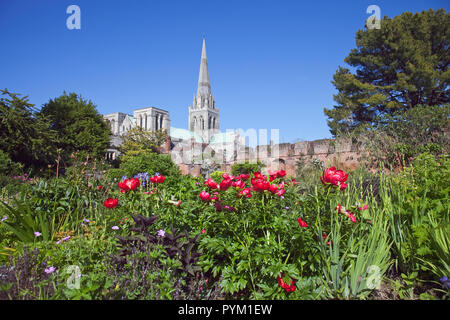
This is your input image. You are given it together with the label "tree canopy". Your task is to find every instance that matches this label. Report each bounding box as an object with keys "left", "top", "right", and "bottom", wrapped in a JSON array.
[
  {"left": 38, "top": 92, "right": 111, "bottom": 163},
  {"left": 324, "top": 9, "right": 449, "bottom": 135},
  {"left": 0, "top": 89, "right": 57, "bottom": 171},
  {"left": 118, "top": 126, "right": 168, "bottom": 162}
]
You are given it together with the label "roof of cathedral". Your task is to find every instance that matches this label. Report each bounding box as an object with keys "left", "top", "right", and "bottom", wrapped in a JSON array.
[
  {"left": 209, "top": 131, "right": 238, "bottom": 144},
  {"left": 169, "top": 127, "right": 204, "bottom": 143}
]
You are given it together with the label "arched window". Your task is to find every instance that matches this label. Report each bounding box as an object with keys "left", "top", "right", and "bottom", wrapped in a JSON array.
[
  {"left": 139, "top": 116, "right": 143, "bottom": 128},
  {"left": 145, "top": 114, "right": 148, "bottom": 130}
]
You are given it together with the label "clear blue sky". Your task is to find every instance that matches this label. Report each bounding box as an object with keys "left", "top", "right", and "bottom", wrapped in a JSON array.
[{"left": 1, "top": 0, "right": 448, "bottom": 144}]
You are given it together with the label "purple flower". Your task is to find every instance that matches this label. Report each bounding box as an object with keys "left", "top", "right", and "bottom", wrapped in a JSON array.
[
  {"left": 440, "top": 276, "right": 450, "bottom": 289},
  {"left": 285, "top": 206, "right": 290, "bottom": 210},
  {"left": 1, "top": 216, "right": 7, "bottom": 222},
  {"left": 112, "top": 226, "right": 119, "bottom": 230},
  {"left": 83, "top": 218, "right": 90, "bottom": 223},
  {"left": 157, "top": 229, "right": 165, "bottom": 237},
  {"left": 34, "top": 231, "right": 42, "bottom": 237},
  {"left": 56, "top": 236, "right": 71, "bottom": 244},
  {"left": 44, "top": 266, "right": 56, "bottom": 274}
]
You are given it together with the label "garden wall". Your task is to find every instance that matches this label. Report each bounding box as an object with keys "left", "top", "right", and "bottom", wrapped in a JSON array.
[{"left": 171, "top": 138, "right": 362, "bottom": 177}]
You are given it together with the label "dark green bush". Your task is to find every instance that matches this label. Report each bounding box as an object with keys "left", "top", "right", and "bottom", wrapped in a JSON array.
[{"left": 231, "top": 161, "right": 264, "bottom": 176}]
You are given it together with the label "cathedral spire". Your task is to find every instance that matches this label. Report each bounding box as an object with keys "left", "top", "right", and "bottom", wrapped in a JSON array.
[{"left": 197, "top": 38, "right": 211, "bottom": 98}]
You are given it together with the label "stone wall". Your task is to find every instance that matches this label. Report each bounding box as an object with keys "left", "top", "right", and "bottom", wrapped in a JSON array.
[{"left": 170, "top": 138, "right": 362, "bottom": 177}]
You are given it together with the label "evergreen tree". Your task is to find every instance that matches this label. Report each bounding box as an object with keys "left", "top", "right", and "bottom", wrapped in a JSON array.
[{"left": 324, "top": 9, "right": 449, "bottom": 135}]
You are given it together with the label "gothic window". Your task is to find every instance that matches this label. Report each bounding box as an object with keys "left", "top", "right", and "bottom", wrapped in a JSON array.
[
  {"left": 213, "top": 117, "right": 216, "bottom": 129},
  {"left": 145, "top": 114, "right": 148, "bottom": 130},
  {"left": 139, "top": 116, "right": 142, "bottom": 128},
  {"left": 159, "top": 115, "right": 163, "bottom": 130}
]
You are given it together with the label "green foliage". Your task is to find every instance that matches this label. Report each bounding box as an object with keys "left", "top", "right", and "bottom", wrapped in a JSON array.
[
  {"left": 118, "top": 152, "right": 181, "bottom": 184},
  {"left": 231, "top": 161, "right": 264, "bottom": 176},
  {"left": 324, "top": 9, "right": 450, "bottom": 135},
  {"left": 210, "top": 171, "right": 225, "bottom": 182},
  {"left": 119, "top": 126, "right": 168, "bottom": 160},
  {"left": 106, "top": 214, "right": 214, "bottom": 299},
  {"left": 0, "top": 150, "right": 23, "bottom": 177},
  {"left": 357, "top": 105, "right": 449, "bottom": 167},
  {"left": 38, "top": 92, "right": 110, "bottom": 164},
  {"left": 0, "top": 89, "right": 57, "bottom": 171}
]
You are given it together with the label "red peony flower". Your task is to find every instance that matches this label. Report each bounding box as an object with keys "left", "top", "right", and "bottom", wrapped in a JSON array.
[
  {"left": 239, "top": 174, "right": 250, "bottom": 180},
  {"left": 277, "top": 274, "right": 297, "bottom": 293},
  {"left": 252, "top": 179, "right": 270, "bottom": 192},
  {"left": 204, "top": 178, "right": 218, "bottom": 190},
  {"left": 104, "top": 198, "right": 118, "bottom": 209},
  {"left": 277, "top": 170, "right": 287, "bottom": 178},
  {"left": 276, "top": 188, "right": 285, "bottom": 197},
  {"left": 150, "top": 175, "right": 165, "bottom": 184},
  {"left": 269, "top": 173, "right": 278, "bottom": 182},
  {"left": 125, "top": 178, "right": 141, "bottom": 190},
  {"left": 320, "top": 167, "right": 348, "bottom": 190},
  {"left": 269, "top": 184, "right": 278, "bottom": 194},
  {"left": 199, "top": 191, "right": 211, "bottom": 202},
  {"left": 232, "top": 179, "right": 246, "bottom": 189},
  {"left": 222, "top": 173, "right": 230, "bottom": 180},
  {"left": 297, "top": 217, "right": 308, "bottom": 228},
  {"left": 97, "top": 185, "right": 103, "bottom": 190},
  {"left": 118, "top": 181, "right": 128, "bottom": 191},
  {"left": 119, "top": 178, "right": 140, "bottom": 191},
  {"left": 219, "top": 178, "right": 232, "bottom": 191},
  {"left": 336, "top": 204, "right": 357, "bottom": 223},
  {"left": 238, "top": 188, "right": 252, "bottom": 198}
]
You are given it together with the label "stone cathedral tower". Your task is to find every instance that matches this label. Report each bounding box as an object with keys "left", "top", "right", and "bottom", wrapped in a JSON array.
[{"left": 188, "top": 38, "right": 219, "bottom": 143}]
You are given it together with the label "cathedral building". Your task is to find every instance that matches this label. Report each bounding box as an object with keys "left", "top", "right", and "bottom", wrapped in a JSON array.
[{"left": 103, "top": 38, "right": 242, "bottom": 162}]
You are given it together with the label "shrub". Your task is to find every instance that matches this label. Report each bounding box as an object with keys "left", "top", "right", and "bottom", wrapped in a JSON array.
[
  {"left": 117, "top": 152, "right": 181, "bottom": 186},
  {"left": 231, "top": 161, "right": 264, "bottom": 176},
  {"left": 106, "top": 214, "right": 222, "bottom": 299}
]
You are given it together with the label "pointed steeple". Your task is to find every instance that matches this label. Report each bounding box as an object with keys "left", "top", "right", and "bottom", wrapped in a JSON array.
[{"left": 197, "top": 38, "right": 211, "bottom": 98}]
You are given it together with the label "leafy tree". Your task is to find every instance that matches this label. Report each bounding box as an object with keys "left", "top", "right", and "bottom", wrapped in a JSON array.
[
  {"left": 356, "top": 104, "right": 449, "bottom": 168},
  {"left": 119, "top": 126, "right": 168, "bottom": 162},
  {"left": 324, "top": 9, "right": 449, "bottom": 135},
  {"left": 39, "top": 92, "right": 110, "bottom": 163},
  {"left": 0, "top": 89, "right": 57, "bottom": 171}
]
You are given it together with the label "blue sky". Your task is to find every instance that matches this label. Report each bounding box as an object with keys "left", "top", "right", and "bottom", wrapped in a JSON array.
[{"left": 0, "top": 0, "right": 448, "bottom": 144}]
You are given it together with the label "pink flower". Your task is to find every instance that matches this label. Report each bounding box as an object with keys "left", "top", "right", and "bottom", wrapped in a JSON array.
[
  {"left": 358, "top": 204, "right": 369, "bottom": 211},
  {"left": 199, "top": 191, "right": 211, "bottom": 202}
]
